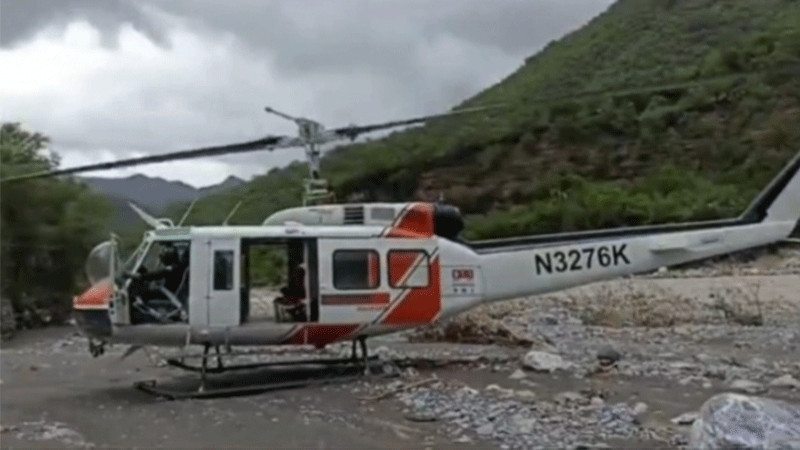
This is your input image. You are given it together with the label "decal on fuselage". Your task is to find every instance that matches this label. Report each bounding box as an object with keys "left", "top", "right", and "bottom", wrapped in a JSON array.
[{"left": 534, "top": 244, "right": 630, "bottom": 275}]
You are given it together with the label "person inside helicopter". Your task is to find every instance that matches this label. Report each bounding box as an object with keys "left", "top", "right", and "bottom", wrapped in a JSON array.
[
  {"left": 277, "top": 262, "right": 307, "bottom": 321},
  {"left": 274, "top": 241, "right": 307, "bottom": 322},
  {"left": 129, "top": 242, "right": 190, "bottom": 323}
]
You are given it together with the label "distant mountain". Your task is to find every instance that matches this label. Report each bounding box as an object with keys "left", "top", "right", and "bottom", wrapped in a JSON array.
[{"left": 80, "top": 174, "right": 245, "bottom": 227}]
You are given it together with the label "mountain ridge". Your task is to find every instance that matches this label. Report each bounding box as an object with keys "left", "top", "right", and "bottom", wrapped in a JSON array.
[{"left": 81, "top": 174, "right": 245, "bottom": 227}]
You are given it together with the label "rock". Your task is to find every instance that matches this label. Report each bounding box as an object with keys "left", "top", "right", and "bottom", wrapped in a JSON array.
[
  {"left": 770, "top": 375, "right": 800, "bottom": 390},
  {"left": 554, "top": 391, "right": 583, "bottom": 405},
  {"left": 510, "top": 415, "right": 536, "bottom": 434},
  {"left": 690, "top": 393, "right": 800, "bottom": 449},
  {"left": 456, "top": 386, "right": 479, "bottom": 397},
  {"left": 596, "top": 345, "right": 621, "bottom": 365},
  {"left": 381, "top": 363, "right": 400, "bottom": 378},
  {"left": 632, "top": 402, "right": 648, "bottom": 416},
  {"left": 671, "top": 412, "right": 699, "bottom": 425},
  {"left": 485, "top": 384, "right": 514, "bottom": 397},
  {"left": 476, "top": 423, "right": 494, "bottom": 436},
  {"left": 404, "top": 409, "right": 438, "bottom": 422},
  {"left": 657, "top": 266, "right": 668, "bottom": 275},
  {"left": 523, "top": 351, "right": 571, "bottom": 372},
  {"left": 515, "top": 390, "right": 536, "bottom": 402},
  {"left": 590, "top": 397, "right": 605, "bottom": 409},
  {"left": 729, "top": 379, "right": 767, "bottom": 395},
  {"left": 509, "top": 369, "right": 526, "bottom": 380}
]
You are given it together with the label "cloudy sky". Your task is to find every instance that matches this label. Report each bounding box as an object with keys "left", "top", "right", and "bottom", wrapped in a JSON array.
[{"left": 1, "top": 0, "right": 612, "bottom": 187}]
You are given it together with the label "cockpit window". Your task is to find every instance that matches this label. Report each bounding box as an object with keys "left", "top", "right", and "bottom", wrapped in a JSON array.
[
  {"left": 139, "top": 241, "right": 190, "bottom": 273},
  {"left": 214, "top": 250, "right": 234, "bottom": 290},
  {"left": 333, "top": 250, "right": 380, "bottom": 290}
]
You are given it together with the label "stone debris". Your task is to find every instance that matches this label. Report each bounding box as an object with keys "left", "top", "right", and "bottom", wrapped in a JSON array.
[
  {"left": 690, "top": 393, "right": 800, "bottom": 449},
  {"left": 596, "top": 345, "right": 622, "bottom": 366},
  {"left": 485, "top": 384, "right": 514, "bottom": 398},
  {"left": 632, "top": 402, "right": 648, "bottom": 417},
  {"left": 13, "top": 421, "right": 92, "bottom": 448},
  {"left": 508, "top": 369, "right": 526, "bottom": 380},
  {"left": 397, "top": 384, "right": 642, "bottom": 449},
  {"left": 770, "top": 374, "right": 800, "bottom": 390},
  {"left": 728, "top": 379, "right": 767, "bottom": 395},
  {"left": 522, "top": 350, "right": 572, "bottom": 373},
  {"left": 671, "top": 412, "right": 699, "bottom": 425}
]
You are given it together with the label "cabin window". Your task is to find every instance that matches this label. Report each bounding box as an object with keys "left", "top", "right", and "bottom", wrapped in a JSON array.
[
  {"left": 213, "top": 250, "right": 234, "bottom": 290},
  {"left": 333, "top": 250, "right": 380, "bottom": 290},
  {"left": 388, "top": 250, "right": 430, "bottom": 288}
]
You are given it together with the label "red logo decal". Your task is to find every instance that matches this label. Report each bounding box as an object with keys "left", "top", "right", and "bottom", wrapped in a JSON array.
[{"left": 452, "top": 269, "right": 474, "bottom": 281}]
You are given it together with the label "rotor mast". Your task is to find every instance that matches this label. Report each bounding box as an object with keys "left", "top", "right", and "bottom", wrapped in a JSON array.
[{"left": 264, "top": 106, "right": 333, "bottom": 205}]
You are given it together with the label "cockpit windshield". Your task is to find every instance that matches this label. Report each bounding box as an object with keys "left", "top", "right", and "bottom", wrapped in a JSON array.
[
  {"left": 85, "top": 241, "right": 119, "bottom": 284},
  {"left": 137, "top": 241, "right": 190, "bottom": 274}
]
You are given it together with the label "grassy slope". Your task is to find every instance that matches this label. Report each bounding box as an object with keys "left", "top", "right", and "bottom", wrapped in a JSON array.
[{"left": 177, "top": 0, "right": 800, "bottom": 240}]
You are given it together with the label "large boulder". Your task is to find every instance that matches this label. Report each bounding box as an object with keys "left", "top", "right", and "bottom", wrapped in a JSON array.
[{"left": 690, "top": 393, "right": 800, "bottom": 449}]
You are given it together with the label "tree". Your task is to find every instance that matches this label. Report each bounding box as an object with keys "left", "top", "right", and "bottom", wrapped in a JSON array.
[{"left": 1, "top": 123, "right": 112, "bottom": 326}]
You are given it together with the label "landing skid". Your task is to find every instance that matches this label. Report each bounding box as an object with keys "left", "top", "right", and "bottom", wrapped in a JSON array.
[
  {"left": 165, "top": 355, "right": 377, "bottom": 374},
  {"left": 134, "top": 372, "right": 362, "bottom": 400},
  {"left": 135, "top": 337, "right": 379, "bottom": 400}
]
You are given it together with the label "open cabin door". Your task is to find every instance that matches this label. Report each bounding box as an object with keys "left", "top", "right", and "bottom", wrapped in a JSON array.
[{"left": 189, "top": 237, "right": 240, "bottom": 327}]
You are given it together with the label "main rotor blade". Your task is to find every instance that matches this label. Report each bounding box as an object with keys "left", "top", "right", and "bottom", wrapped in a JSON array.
[
  {"left": 331, "top": 105, "right": 504, "bottom": 141},
  {"left": 1, "top": 135, "right": 301, "bottom": 183}
]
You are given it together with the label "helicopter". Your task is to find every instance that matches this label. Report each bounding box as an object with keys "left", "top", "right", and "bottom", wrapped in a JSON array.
[{"left": 3, "top": 80, "right": 799, "bottom": 398}]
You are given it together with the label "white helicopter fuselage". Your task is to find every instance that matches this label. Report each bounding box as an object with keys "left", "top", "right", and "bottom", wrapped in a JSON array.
[{"left": 74, "top": 151, "right": 800, "bottom": 350}]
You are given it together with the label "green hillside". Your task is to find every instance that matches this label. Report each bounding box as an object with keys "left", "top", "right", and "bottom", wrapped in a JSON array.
[{"left": 177, "top": 0, "right": 800, "bottom": 240}]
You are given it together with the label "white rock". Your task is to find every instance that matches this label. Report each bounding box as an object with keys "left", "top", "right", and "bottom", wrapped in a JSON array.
[
  {"left": 515, "top": 390, "right": 536, "bottom": 402},
  {"left": 485, "top": 384, "right": 514, "bottom": 397},
  {"left": 633, "top": 402, "right": 648, "bottom": 416},
  {"left": 457, "top": 386, "right": 478, "bottom": 397},
  {"left": 511, "top": 415, "right": 536, "bottom": 434},
  {"left": 729, "top": 379, "right": 767, "bottom": 395},
  {"left": 476, "top": 423, "right": 494, "bottom": 436},
  {"left": 590, "top": 397, "right": 605, "bottom": 409},
  {"left": 554, "top": 391, "right": 583, "bottom": 404},
  {"left": 690, "top": 393, "right": 800, "bottom": 449},
  {"left": 770, "top": 375, "right": 800, "bottom": 390},
  {"left": 672, "top": 412, "right": 699, "bottom": 425},
  {"left": 509, "top": 369, "right": 527, "bottom": 380},
  {"left": 523, "top": 351, "right": 571, "bottom": 372}
]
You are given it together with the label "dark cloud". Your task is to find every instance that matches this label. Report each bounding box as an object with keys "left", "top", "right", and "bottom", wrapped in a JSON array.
[{"left": 0, "top": 0, "right": 167, "bottom": 48}]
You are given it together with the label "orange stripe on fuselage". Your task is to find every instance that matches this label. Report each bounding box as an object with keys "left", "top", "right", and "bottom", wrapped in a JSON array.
[
  {"left": 388, "top": 250, "right": 421, "bottom": 287},
  {"left": 385, "top": 203, "right": 435, "bottom": 238},
  {"left": 382, "top": 257, "right": 441, "bottom": 325}
]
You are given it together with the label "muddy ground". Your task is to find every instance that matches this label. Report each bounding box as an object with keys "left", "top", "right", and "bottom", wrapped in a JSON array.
[{"left": 1, "top": 247, "right": 799, "bottom": 448}]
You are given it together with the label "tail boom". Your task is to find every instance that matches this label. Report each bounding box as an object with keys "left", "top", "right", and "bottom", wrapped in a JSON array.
[{"left": 474, "top": 150, "right": 800, "bottom": 302}]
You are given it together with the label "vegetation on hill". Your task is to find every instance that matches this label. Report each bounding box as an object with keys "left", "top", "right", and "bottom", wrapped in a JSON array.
[
  {"left": 175, "top": 0, "right": 800, "bottom": 240},
  {"left": 1, "top": 123, "right": 112, "bottom": 329}
]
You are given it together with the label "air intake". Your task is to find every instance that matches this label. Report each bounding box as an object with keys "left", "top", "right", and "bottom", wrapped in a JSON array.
[{"left": 343, "top": 206, "right": 365, "bottom": 225}]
